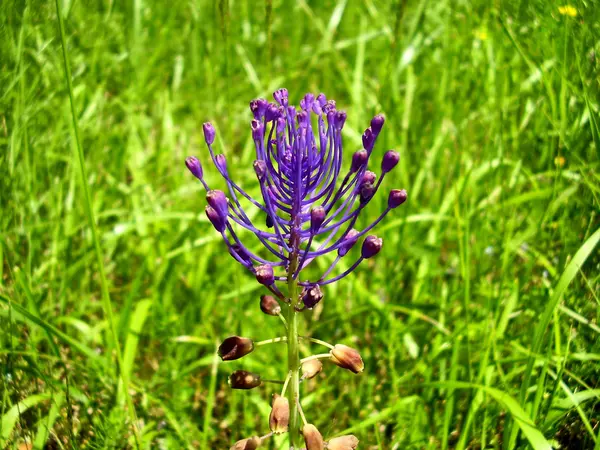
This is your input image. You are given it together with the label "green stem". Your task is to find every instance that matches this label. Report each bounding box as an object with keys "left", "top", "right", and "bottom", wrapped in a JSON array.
[{"left": 287, "top": 249, "right": 301, "bottom": 448}]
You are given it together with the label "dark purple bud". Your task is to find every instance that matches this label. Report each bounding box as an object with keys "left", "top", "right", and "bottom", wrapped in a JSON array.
[
  {"left": 253, "top": 160, "right": 267, "bottom": 181},
  {"left": 351, "top": 150, "right": 368, "bottom": 173},
  {"left": 370, "top": 114, "right": 385, "bottom": 135},
  {"left": 361, "top": 235, "right": 383, "bottom": 259},
  {"left": 251, "top": 119, "right": 264, "bottom": 141},
  {"left": 266, "top": 215, "right": 274, "bottom": 228},
  {"left": 218, "top": 336, "right": 254, "bottom": 361},
  {"left": 362, "top": 171, "right": 377, "bottom": 185},
  {"left": 265, "top": 103, "right": 280, "bottom": 121},
  {"left": 206, "top": 190, "right": 228, "bottom": 219},
  {"left": 362, "top": 127, "right": 374, "bottom": 152},
  {"left": 260, "top": 295, "right": 281, "bottom": 316},
  {"left": 185, "top": 156, "right": 203, "bottom": 180},
  {"left": 335, "top": 110, "right": 347, "bottom": 130},
  {"left": 255, "top": 264, "right": 275, "bottom": 285},
  {"left": 277, "top": 117, "right": 286, "bottom": 133},
  {"left": 205, "top": 206, "right": 226, "bottom": 232},
  {"left": 338, "top": 229, "right": 359, "bottom": 257},
  {"left": 388, "top": 189, "right": 407, "bottom": 208},
  {"left": 203, "top": 122, "right": 215, "bottom": 145},
  {"left": 249, "top": 98, "right": 268, "bottom": 119},
  {"left": 303, "top": 424, "right": 325, "bottom": 450},
  {"left": 273, "top": 88, "right": 289, "bottom": 106},
  {"left": 316, "top": 93, "right": 327, "bottom": 107},
  {"left": 381, "top": 150, "right": 399, "bottom": 173},
  {"left": 330, "top": 344, "right": 364, "bottom": 374},
  {"left": 359, "top": 183, "right": 375, "bottom": 205},
  {"left": 310, "top": 207, "right": 326, "bottom": 233},
  {"left": 216, "top": 154, "right": 227, "bottom": 173},
  {"left": 230, "top": 436, "right": 261, "bottom": 450},
  {"left": 301, "top": 284, "right": 323, "bottom": 309},
  {"left": 229, "top": 370, "right": 261, "bottom": 389}
]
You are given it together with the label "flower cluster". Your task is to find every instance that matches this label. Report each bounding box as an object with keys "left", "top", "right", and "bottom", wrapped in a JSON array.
[{"left": 186, "top": 89, "right": 407, "bottom": 449}]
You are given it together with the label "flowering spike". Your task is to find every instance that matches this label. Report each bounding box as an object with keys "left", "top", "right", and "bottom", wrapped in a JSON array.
[
  {"left": 381, "top": 150, "right": 399, "bottom": 173},
  {"left": 255, "top": 264, "right": 275, "bottom": 285},
  {"left": 218, "top": 336, "right": 254, "bottom": 361},
  {"left": 205, "top": 206, "right": 226, "bottom": 232},
  {"left": 361, "top": 235, "right": 383, "bottom": 259},
  {"left": 388, "top": 189, "right": 407, "bottom": 208},
  {"left": 206, "top": 190, "right": 228, "bottom": 219},
  {"left": 260, "top": 295, "right": 281, "bottom": 316},
  {"left": 185, "top": 156, "right": 203, "bottom": 180},
  {"left": 229, "top": 370, "right": 262, "bottom": 389},
  {"left": 330, "top": 344, "right": 364, "bottom": 374},
  {"left": 203, "top": 122, "right": 215, "bottom": 145},
  {"left": 269, "top": 394, "right": 290, "bottom": 434}
]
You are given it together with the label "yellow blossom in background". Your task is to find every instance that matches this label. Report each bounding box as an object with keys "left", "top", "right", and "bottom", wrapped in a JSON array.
[
  {"left": 555, "top": 156, "right": 566, "bottom": 167},
  {"left": 474, "top": 29, "right": 488, "bottom": 41},
  {"left": 558, "top": 5, "right": 577, "bottom": 17}
]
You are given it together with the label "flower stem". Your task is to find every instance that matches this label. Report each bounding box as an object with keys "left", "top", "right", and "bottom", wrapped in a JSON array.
[{"left": 287, "top": 245, "right": 301, "bottom": 448}]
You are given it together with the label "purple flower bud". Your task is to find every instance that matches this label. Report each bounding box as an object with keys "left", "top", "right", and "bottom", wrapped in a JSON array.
[
  {"left": 301, "top": 284, "right": 323, "bottom": 309},
  {"left": 265, "top": 215, "right": 274, "bottom": 228},
  {"left": 229, "top": 370, "right": 261, "bottom": 389},
  {"left": 216, "top": 154, "right": 227, "bottom": 173},
  {"left": 381, "top": 150, "right": 399, "bottom": 173},
  {"left": 203, "top": 122, "right": 215, "bottom": 145},
  {"left": 229, "top": 244, "right": 252, "bottom": 266},
  {"left": 351, "top": 150, "right": 368, "bottom": 173},
  {"left": 251, "top": 119, "right": 264, "bottom": 141},
  {"left": 311, "top": 101, "right": 322, "bottom": 115},
  {"left": 249, "top": 98, "right": 268, "bottom": 119},
  {"left": 362, "top": 170, "right": 377, "bottom": 185},
  {"left": 255, "top": 264, "right": 275, "bottom": 285},
  {"left": 370, "top": 114, "right": 385, "bottom": 135},
  {"left": 185, "top": 156, "right": 203, "bottom": 180},
  {"left": 230, "top": 437, "right": 261, "bottom": 450},
  {"left": 218, "top": 336, "right": 254, "bottom": 361},
  {"left": 287, "top": 105, "right": 297, "bottom": 120},
  {"left": 310, "top": 207, "right": 326, "bottom": 233},
  {"left": 265, "top": 103, "right": 280, "bottom": 121},
  {"left": 388, "top": 189, "right": 407, "bottom": 208},
  {"left": 362, "top": 127, "right": 374, "bottom": 152},
  {"left": 316, "top": 93, "right": 327, "bottom": 107},
  {"left": 260, "top": 295, "right": 281, "bottom": 316},
  {"left": 253, "top": 160, "right": 267, "bottom": 181},
  {"left": 359, "top": 183, "right": 375, "bottom": 205},
  {"left": 297, "top": 110, "right": 309, "bottom": 128},
  {"left": 277, "top": 116, "right": 286, "bottom": 133},
  {"left": 205, "top": 206, "right": 226, "bottom": 232},
  {"left": 338, "top": 229, "right": 359, "bottom": 257},
  {"left": 323, "top": 99, "right": 336, "bottom": 114},
  {"left": 300, "top": 93, "right": 315, "bottom": 111},
  {"left": 206, "top": 190, "right": 228, "bottom": 219},
  {"left": 361, "top": 235, "right": 383, "bottom": 259},
  {"left": 335, "top": 110, "right": 347, "bottom": 130},
  {"left": 273, "top": 88, "right": 289, "bottom": 106},
  {"left": 330, "top": 344, "right": 364, "bottom": 374}
]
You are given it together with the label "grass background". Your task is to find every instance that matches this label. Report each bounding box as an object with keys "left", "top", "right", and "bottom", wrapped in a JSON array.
[{"left": 1, "top": 0, "right": 600, "bottom": 448}]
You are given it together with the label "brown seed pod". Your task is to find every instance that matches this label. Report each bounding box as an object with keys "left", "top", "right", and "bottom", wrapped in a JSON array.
[
  {"left": 230, "top": 436, "right": 261, "bottom": 450},
  {"left": 218, "top": 336, "right": 254, "bottom": 361},
  {"left": 327, "top": 435, "right": 359, "bottom": 449},
  {"left": 301, "top": 359, "right": 323, "bottom": 380},
  {"left": 260, "top": 295, "right": 281, "bottom": 316},
  {"left": 302, "top": 423, "right": 324, "bottom": 450},
  {"left": 330, "top": 344, "right": 364, "bottom": 374},
  {"left": 228, "top": 370, "right": 262, "bottom": 390}
]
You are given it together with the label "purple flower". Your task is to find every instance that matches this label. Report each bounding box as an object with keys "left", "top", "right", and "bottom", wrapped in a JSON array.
[{"left": 185, "top": 89, "right": 407, "bottom": 291}]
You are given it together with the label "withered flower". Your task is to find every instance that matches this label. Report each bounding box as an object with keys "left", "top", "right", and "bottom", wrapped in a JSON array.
[
  {"left": 302, "top": 423, "right": 324, "bottom": 450},
  {"left": 330, "top": 344, "right": 364, "bottom": 374},
  {"left": 269, "top": 394, "right": 290, "bottom": 433},
  {"left": 218, "top": 336, "right": 254, "bottom": 361}
]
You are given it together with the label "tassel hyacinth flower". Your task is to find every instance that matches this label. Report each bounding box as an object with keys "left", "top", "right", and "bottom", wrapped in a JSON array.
[{"left": 186, "top": 89, "right": 407, "bottom": 448}]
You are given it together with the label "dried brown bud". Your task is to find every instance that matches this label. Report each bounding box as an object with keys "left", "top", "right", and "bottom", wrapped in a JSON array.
[
  {"left": 269, "top": 394, "right": 289, "bottom": 433},
  {"left": 302, "top": 424, "right": 324, "bottom": 450},
  {"left": 330, "top": 344, "right": 364, "bottom": 374},
  {"left": 218, "top": 336, "right": 254, "bottom": 361},
  {"left": 228, "top": 370, "right": 261, "bottom": 390},
  {"left": 260, "top": 295, "right": 281, "bottom": 316},
  {"left": 301, "top": 359, "right": 323, "bottom": 380},
  {"left": 327, "top": 435, "right": 359, "bottom": 449},
  {"left": 230, "top": 436, "right": 261, "bottom": 450}
]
